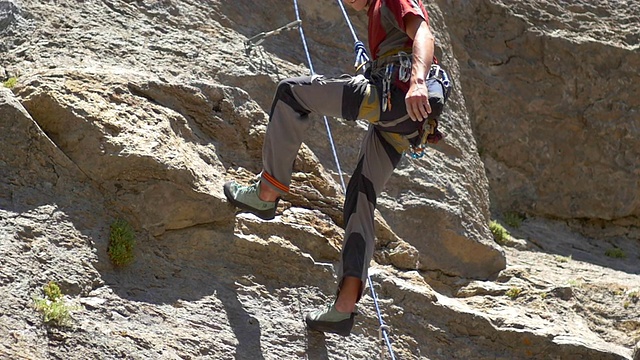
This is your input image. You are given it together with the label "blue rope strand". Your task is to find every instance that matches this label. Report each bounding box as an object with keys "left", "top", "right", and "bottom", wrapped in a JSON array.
[
  {"left": 336, "top": 0, "right": 369, "bottom": 69},
  {"left": 292, "top": 1, "right": 395, "bottom": 358}
]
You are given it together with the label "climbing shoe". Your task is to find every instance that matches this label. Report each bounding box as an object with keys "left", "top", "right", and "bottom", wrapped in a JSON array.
[
  {"left": 305, "top": 302, "right": 356, "bottom": 337},
  {"left": 223, "top": 180, "right": 278, "bottom": 220}
]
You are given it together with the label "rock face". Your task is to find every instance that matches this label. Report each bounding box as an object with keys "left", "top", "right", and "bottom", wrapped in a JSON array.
[
  {"left": 0, "top": 0, "right": 638, "bottom": 359},
  {"left": 438, "top": 0, "right": 640, "bottom": 231}
]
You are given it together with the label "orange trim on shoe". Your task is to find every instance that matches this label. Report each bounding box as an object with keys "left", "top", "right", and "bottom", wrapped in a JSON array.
[{"left": 262, "top": 171, "right": 289, "bottom": 193}]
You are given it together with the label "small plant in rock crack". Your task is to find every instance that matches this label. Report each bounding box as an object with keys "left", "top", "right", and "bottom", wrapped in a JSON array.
[
  {"left": 567, "top": 279, "right": 584, "bottom": 288},
  {"left": 489, "top": 220, "right": 510, "bottom": 246},
  {"left": 108, "top": 219, "right": 136, "bottom": 267},
  {"left": 605, "top": 247, "right": 626, "bottom": 259},
  {"left": 503, "top": 211, "right": 525, "bottom": 228},
  {"left": 33, "top": 281, "right": 72, "bottom": 326},
  {"left": 555, "top": 254, "right": 572, "bottom": 263},
  {"left": 506, "top": 287, "right": 523, "bottom": 300},
  {"left": 613, "top": 288, "right": 625, "bottom": 296},
  {"left": 2, "top": 77, "right": 17, "bottom": 88}
]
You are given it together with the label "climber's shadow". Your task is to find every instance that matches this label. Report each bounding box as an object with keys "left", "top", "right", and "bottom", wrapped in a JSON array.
[
  {"left": 100, "top": 223, "right": 266, "bottom": 359},
  {"left": 305, "top": 331, "right": 329, "bottom": 360},
  {"left": 218, "top": 283, "right": 266, "bottom": 360}
]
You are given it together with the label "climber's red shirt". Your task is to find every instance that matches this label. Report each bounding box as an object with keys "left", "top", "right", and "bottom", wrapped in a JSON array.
[{"left": 367, "top": 0, "right": 429, "bottom": 60}]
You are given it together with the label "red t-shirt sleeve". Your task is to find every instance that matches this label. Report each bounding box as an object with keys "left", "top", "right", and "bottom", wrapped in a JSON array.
[{"left": 386, "top": 0, "right": 428, "bottom": 32}]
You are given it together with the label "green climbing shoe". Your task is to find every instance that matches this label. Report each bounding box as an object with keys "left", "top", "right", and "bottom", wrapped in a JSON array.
[
  {"left": 223, "top": 180, "right": 278, "bottom": 220},
  {"left": 305, "top": 302, "right": 355, "bottom": 337}
]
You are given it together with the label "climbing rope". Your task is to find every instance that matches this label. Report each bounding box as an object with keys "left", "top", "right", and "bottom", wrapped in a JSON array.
[
  {"left": 333, "top": 3, "right": 396, "bottom": 359},
  {"left": 292, "top": 1, "right": 396, "bottom": 358},
  {"left": 250, "top": 2, "right": 396, "bottom": 358},
  {"left": 335, "top": 0, "right": 370, "bottom": 70},
  {"left": 292, "top": 0, "right": 347, "bottom": 192}
]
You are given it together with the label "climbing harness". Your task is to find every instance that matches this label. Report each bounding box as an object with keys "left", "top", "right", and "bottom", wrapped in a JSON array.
[
  {"left": 407, "top": 63, "right": 451, "bottom": 158},
  {"left": 374, "top": 50, "right": 449, "bottom": 159},
  {"left": 245, "top": 19, "right": 302, "bottom": 48},
  {"left": 381, "top": 51, "right": 412, "bottom": 113}
]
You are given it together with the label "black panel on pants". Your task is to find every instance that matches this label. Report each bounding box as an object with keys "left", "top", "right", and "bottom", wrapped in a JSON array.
[
  {"left": 342, "top": 232, "right": 367, "bottom": 279},
  {"left": 341, "top": 75, "right": 369, "bottom": 121},
  {"left": 270, "top": 76, "right": 312, "bottom": 118},
  {"left": 343, "top": 158, "right": 377, "bottom": 226}
]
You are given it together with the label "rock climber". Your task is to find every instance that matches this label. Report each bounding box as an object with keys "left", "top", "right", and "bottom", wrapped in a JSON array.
[{"left": 224, "top": 0, "right": 449, "bottom": 336}]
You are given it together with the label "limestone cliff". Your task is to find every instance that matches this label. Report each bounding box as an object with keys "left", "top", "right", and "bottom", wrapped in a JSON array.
[{"left": 1, "top": 1, "right": 638, "bottom": 359}]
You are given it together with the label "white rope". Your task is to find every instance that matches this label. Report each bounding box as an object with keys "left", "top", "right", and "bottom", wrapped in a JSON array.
[
  {"left": 332, "top": 2, "right": 396, "bottom": 358},
  {"left": 378, "top": 324, "right": 391, "bottom": 359},
  {"left": 291, "top": 1, "right": 395, "bottom": 358},
  {"left": 292, "top": 0, "right": 347, "bottom": 192}
]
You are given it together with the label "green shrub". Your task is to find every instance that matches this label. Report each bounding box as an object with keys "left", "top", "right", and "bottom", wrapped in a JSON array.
[
  {"left": 506, "top": 287, "right": 522, "bottom": 299},
  {"left": 503, "top": 212, "right": 524, "bottom": 228},
  {"left": 108, "top": 219, "right": 136, "bottom": 266},
  {"left": 43, "top": 280, "right": 63, "bottom": 301},
  {"left": 490, "top": 220, "right": 510, "bottom": 245},
  {"left": 2, "top": 77, "right": 17, "bottom": 88},
  {"left": 34, "top": 282, "right": 71, "bottom": 326},
  {"left": 605, "top": 247, "right": 626, "bottom": 259}
]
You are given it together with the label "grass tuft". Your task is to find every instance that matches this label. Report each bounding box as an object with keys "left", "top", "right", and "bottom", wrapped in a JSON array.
[
  {"left": 108, "top": 219, "right": 136, "bottom": 267},
  {"left": 2, "top": 77, "right": 17, "bottom": 88},
  {"left": 555, "top": 254, "right": 572, "bottom": 263},
  {"left": 605, "top": 247, "right": 626, "bottom": 259},
  {"left": 568, "top": 279, "right": 583, "bottom": 288},
  {"left": 34, "top": 282, "right": 71, "bottom": 326},
  {"left": 506, "top": 287, "right": 523, "bottom": 299},
  {"left": 503, "top": 212, "right": 525, "bottom": 228},
  {"left": 490, "top": 220, "right": 510, "bottom": 245}
]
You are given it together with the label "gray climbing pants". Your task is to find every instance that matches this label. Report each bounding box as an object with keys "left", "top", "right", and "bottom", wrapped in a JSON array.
[{"left": 260, "top": 74, "right": 403, "bottom": 299}]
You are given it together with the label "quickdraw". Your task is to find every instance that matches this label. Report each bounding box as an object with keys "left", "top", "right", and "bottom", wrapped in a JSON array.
[
  {"left": 381, "top": 63, "right": 394, "bottom": 112},
  {"left": 397, "top": 51, "right": 412, "bottom": 82},
  {"left": 409, "top": 144, "right": 427, "bottom": 159},
  {"left": 245, "top": 20, "right": 302, "bottom": 48},
  {"left": 382, "top": 52, "right": 413, "bottom": 112},
  {"left": 409, "top": 118, "right": 440, "bottom": 159}
]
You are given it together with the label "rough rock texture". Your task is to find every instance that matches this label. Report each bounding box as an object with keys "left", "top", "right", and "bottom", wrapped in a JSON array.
[
  {"left": 1, "top": 0, "right": 505, "bottom": 278},
  {"left": 439, "top": 0, "right": 640, "bottom": 232},
  {"left": 0, "top": 0, "right": 638, "bottom": 359}
]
